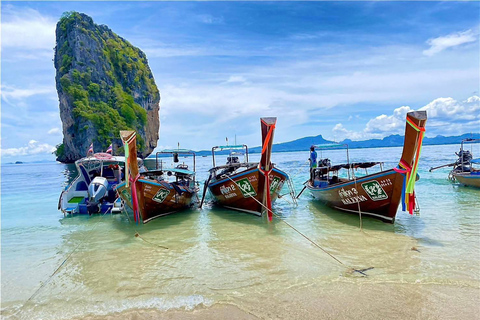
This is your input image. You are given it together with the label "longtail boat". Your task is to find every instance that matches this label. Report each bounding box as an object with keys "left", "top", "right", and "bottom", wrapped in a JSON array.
[
  {"left": 116, "top": 131, "right": 199, "bottom": 223},
  {"left": 58, "top": 151, "right": 142, "bottom": 215},
  {"left": 200, "top": 117, "right": 292, "bottom": 221},
  {"left": 301, "top": 111, "right": 427, "bottom": 223},
  {"left": 430, "top": 138, "right": 480, "bottom": 188}
]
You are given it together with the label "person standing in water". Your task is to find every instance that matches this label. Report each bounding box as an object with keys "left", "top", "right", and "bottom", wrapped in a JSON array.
[{"left": 309, "top": 146, "right": 317, "bottom": 182}]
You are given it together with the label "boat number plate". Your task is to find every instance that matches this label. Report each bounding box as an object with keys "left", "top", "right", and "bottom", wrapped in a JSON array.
[
  {"left": 237, "top": 178, "right": 257, "bottom": 198},
  {"left": 270, "top": 176, "right": 281, "bottom": 194},
  {"left": 361, "top": 181, "right": 388, "bottom": 201},
  {"left": 153, "top": 188, "right": 171, "bottom": 203}
]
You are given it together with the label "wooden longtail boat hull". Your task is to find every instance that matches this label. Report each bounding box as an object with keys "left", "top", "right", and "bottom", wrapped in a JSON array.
[
  {"left": 307, "top": 169, "right": 403, "bottom": 222},
  {"left": 307, "top": 111, "right": 427, "bottom": 223},
  {"left": 208, "top": 167, "right": 288, "bottom": 216},
  {"left": 453, "top": 172, "right": 480, "bottom": 188},
  {"left": 119, "top": 131, "right": 198, "bottom": 224},
  {"left": 117, "top": 180, "right": 196, "bottom": 223}
]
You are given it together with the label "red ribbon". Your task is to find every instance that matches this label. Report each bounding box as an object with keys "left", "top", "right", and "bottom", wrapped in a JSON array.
[
  {"left": 129, "top": 173, "right": 140, "bottom": 223},
  {"left": 258, "top": 165, "right": 273, "bottom": 221},
  {"left": 260, "top": 121, "right": 275, "bottom": 155}
]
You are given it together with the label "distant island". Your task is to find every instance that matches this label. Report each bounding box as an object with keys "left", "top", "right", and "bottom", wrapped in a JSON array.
[{"left": 186, "top": 133, "right": 480, "bottom": 157}]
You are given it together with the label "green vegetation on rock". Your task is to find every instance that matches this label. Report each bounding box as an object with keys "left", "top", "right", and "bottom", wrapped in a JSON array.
[{"left": 55, "top": 11, "right": 160, "bottom": 161}]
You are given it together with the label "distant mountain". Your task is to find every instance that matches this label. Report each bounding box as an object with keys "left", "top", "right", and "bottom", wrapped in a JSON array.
[
  {"left": 247, "top": 133, "right": 480, "bottom": 153},
  {"left": 251, "top": 134, "right": 332, "bottom": 153},
  {"left": 148, "top": 133, "right": 479, "bottom": 158}
]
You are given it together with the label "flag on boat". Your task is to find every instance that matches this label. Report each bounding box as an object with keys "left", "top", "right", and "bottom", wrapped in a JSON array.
[
  {"left": 87, "top": 143, "right": 94, "bottom": 156},
  {"left": 106, "top": 144, "right": 113, "bottom": 154}
]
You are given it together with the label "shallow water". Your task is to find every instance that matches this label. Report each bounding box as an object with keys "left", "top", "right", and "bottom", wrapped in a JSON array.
[{"left": 1, "top": 144, "right": 479, "bottom": 319}]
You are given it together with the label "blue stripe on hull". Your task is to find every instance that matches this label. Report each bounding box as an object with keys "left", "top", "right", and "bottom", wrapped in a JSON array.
[
  {"left": 306, "top": 170, "right": 395, "bottom": 192},
  {"left": 209, "top": 167, "right": 289, "bottom": 187}
]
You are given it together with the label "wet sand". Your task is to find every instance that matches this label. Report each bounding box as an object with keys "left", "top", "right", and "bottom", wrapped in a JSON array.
[{"left": 70, "top": 282, "right": 479, "bottom": 320}]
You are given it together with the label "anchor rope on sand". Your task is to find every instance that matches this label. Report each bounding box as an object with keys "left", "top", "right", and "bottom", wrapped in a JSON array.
[
  {"left": 224, "top": 175, "right": 373, "bottom": 276},
  {"left": 351, "top": 170, "right": 363, "bottom": 231},
  {"left": 121, "top": 206, "right": 169, "bottom": 250},
  {"left": 21, "top": 208, "right": 113, "bottom": 310}
]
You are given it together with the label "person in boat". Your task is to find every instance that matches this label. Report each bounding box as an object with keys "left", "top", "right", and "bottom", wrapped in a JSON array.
[{"left": 309, "top": 146, "right": 317, "bottom": 182}]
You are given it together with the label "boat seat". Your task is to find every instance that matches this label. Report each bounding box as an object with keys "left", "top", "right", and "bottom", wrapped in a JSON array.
[
  {"left": 68, "top": 196, "right": 85, "bottom": 204},
  {"left": 102, "top": 168, "right": 115, "bottom": 179},
  {"left": 76, "top": 181, "right": 88, "bottom": 191},
  {"left": 65, "top": 204, "right": 79, "bottom": 213}
]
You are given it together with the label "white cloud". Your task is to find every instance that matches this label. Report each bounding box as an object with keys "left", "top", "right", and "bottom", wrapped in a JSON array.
[
  {"left": 1, "top": 85, "right": 56, "bottom": 102},
  {"left": 423, "top": 29, "right": 477, "bottom": 57},
  {"left": 226, "top": 76, "right": 247, "bottom": 84},
  {"left": 419, "top": 96, "right": 480, "bottom": 121},
  {"left": 196, "top": 14, "right": 224, "bottom": 25},
  {"left": 332, "top": 123, "right": 365, "bottom": 141},
  {"left": 1, "top": 6, "right": 56, "bottom": 50},
  {"left": 331, "top": 96, "right": 480, "bottom": 141},
  {"left": 1, "top": 140, "right": 56, "bottom": 157},
  {"left": 365, "top": 106, "right": 413, "bottom": 134},
  {"left": 48, "top": 128, "right": 61, "bottom": 135}
]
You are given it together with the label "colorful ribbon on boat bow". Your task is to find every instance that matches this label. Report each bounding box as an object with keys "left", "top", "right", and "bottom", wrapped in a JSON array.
[
  {"left": 258, "top": 165, "right": 274, "bottom": 221},
  {"left": 129, "top": 173, "right": 141, "bottom": 223},
  {"left": 259, "top": 119, "right": 276, "bottom": 221},
  {"left": 394, "top": 117, "right": 425, "bottom": 214},
  {"left": 260, "top": 120, "right": 275, "bottom": 155}
]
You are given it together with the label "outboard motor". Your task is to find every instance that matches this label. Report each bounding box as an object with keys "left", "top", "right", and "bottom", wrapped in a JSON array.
[
  {"left": 87, "top": 176, "right": 109, "bottom": 213},
  {"left": 455, "top": 149, "right": 473, "bottom": 172},
  {"left": 316, "top": 158, "right": 331, "bottom": 177},
  {"left": 456, "top": 150, "right": 472, "bottom": 163},
  {"left": 318, "top": 158, "right": 331, "bottom": 168}
]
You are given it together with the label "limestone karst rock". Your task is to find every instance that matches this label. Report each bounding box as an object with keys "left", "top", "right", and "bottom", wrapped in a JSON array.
[{"left": 54, "top": 12, "right": 159, "bottom": 162}]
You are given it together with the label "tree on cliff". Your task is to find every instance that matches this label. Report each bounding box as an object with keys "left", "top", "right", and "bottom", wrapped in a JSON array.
[{"left": 53, "top": 11, "right": 160, "bottom": 163}]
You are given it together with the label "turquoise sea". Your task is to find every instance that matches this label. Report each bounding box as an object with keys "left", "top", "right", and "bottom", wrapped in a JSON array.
[{"left": 1, "top": 144, "right": 479, "bottom": 319}]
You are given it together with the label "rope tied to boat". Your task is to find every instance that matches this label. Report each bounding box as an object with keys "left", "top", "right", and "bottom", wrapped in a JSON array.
[
  {"left": 393, "top": 117, "right": 426, "bottom": 214},
  {"left": 19, "top": 208, "right": 113, "bottom": 313},
  {"left": 224, "top": 175, "right": 373, "bottom": 276}
]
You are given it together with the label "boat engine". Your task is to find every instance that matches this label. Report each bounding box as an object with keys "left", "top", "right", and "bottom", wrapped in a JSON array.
[
  {"left": 319, "top": 158, "right": 331, "bottom": 168},
  {"left": 455, "top": 149, "right": 473, "bottom": 172},
  {"left": 227, "top": 156, "right": 239, "bottom": 164},
  {"left": 87, "top": 176, "right": 109, "bottom": 213}
]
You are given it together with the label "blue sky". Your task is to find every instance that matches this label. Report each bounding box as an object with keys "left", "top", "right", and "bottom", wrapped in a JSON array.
[{"left": 1, "top": 1, "right": 479, "bottom": 161}]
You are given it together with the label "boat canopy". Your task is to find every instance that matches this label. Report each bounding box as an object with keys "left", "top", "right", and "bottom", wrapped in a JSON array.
[
  {"left": 145, "top": 167, "right": 195, "bottom": 176},
  {"left": 160, "top": 149, "right": 195, "bottom": 154},
  {"left": 214, "top": 144, "right": 247, "bottom": 151},
  {"left": 319, "top": 161, "right": 382, "bottom": 172},
  {"left": 313, "top": 143, "right": 347, "bottom": 149},
  {"left": 471, "top": 158, "right": 480, "bottom": 164},
  {"left": 211, "top": 144, "right": 249, "bottom": 167},
  {"left": 155, "top": 149, "right": 196, "bottom": 174},
  {"left": 77, "top": 155, "right": 127, "bottom": 164}
]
